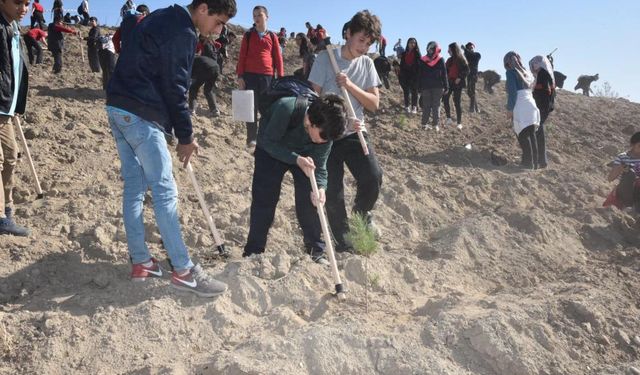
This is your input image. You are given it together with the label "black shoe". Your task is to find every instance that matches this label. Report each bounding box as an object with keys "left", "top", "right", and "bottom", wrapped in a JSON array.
[{"left": 0, "top": 217, "right": 30, "bottom": 237}]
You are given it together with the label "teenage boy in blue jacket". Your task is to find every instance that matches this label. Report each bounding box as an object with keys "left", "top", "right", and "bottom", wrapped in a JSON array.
[
  {"left": 0, "top": 0, "right": 30, "bottom": 237},
  {"left": 106, "top": 0, "right": 237, "bottom": 298}
]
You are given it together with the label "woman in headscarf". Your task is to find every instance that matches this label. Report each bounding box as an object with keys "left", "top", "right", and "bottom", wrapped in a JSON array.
[
  {"left": 504, "top": 51, "right": 540, "bottom": 169},
  {"left": 529, "top": 55, "right": 555, "bottom": 168},
  {"left": 443, "top": 42, "right": 469, "bottom": 130},
  {"left": 399, "top": 38, "right": 421, "bottom": 114},
  {"left": 418, "top": 41, "right": 449, "bottom": 131}
]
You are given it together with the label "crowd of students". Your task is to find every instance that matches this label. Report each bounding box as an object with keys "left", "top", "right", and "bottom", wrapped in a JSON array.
[{"left": 0, "top": 0, "right": 633, "bottom": 301}]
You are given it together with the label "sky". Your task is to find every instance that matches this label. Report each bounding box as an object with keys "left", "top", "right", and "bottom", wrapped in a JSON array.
[{"left": 24, "top": 0, "right": 640, "bottom": 102}]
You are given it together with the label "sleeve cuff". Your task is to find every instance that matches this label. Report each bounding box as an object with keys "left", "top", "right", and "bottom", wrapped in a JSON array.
[{"left": 178, "top": 135, "right": 194, "bottom": 145}]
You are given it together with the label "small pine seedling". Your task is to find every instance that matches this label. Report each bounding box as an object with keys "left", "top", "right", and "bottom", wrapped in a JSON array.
[{"left": 345, "top": 212, "right": 378, "bottom": 257}]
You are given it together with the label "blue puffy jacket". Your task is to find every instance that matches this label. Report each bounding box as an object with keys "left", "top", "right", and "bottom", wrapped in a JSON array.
[{"left": 107, "top": 4, "right": 196, "bottom": 145}]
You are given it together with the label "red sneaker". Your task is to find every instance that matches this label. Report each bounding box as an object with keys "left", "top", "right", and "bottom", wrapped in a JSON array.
[{"left": 131, "top": 258, "right": 164, "bottom": 281}]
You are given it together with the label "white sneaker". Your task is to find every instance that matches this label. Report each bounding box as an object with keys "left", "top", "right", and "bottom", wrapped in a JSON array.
[
  {"left": 424, "top": 124, "right": 433, "bottom": 130},
  {"left": 246, "top": 141, "right": 257, "bottom": 155},
  {"left": 445, "top": 118, "right": 454, "bottom": 126},
  {"left": 456, "top": 123, "right": 463, "bottom": 130},
  {"left": 411, "top": 106, "right": 418, "bottom": 114},
  {"left": 435, "top": 125, "right": 440, "bottom": 132},
  {"left": 405, "top": 106, "right": 411, "bottom": 113}
]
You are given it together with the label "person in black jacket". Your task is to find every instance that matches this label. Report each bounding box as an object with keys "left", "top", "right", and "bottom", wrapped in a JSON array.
[
  {"left": 529, "top": 55, "right": 555, "bottom": 168},
  {"left": 106, "top": 0, "right": 237, "bottom": 298},
  {"left": 443, "top": 42, "right": 469, "bottom": 129},
  {"left": 188, "top": 55, "right": 220, "bottom": 117},
  {"left": 399, "top": 37, "right": 421, "bottom": 114},
  {"left": 418, "top": 41, "right": 448, "bottom": 131},
  {"left": 97, "top": 34, "right": 116, "bottom": 90},
  {"left": 47, "top": 16, "right": 78, "bottom": 74},
  {"left": 462, "top": 42, "right": 481, "bottom": 113},
  {"left": 0, "top": 0, "right": 30, "bottom": 236},
  {"left": 86, "top": 17, "right": 101, "bottom": 73}
]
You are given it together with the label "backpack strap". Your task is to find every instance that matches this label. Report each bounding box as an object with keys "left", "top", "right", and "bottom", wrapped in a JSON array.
[{"left": 288, "top": 96, "right": 309, "bottom": 130}]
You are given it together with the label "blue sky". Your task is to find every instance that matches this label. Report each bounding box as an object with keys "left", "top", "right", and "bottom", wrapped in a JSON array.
[{"left": 26, "top": 0, "right": 640, "bottom": 102}]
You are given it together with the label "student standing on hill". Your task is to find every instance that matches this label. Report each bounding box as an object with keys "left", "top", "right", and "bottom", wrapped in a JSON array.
[
  {"left": 52, "top": 0, "right": 63, "bottom": 22},
  {"left": 0, "top": 0, "right": 30, "bottom": 237},
  {"left": 86, "top": 17, "right": 101, "bottom": 73},
  {"left": 529, "top": 55, "right": 555, "bottom": 169},
  {"left": 189, "top": 55, "right": 220, "bottom": 117},
  {"left": 242, "top": 95, "right": 347, "bottom": 264},
  {"left": 418, "top": 41, "right": 448, "bottom": 131},
  {"left": 113, "top": 4, "right": 149, "bottom": 54},
  {"left": 377, "top": 34, "right": 386, "bottom": 57},
  {"left": 308, "top": 10, "right": 383, "bottom": 253},
  {"left": 97, "top": 33, "right": 115, "bottom": 90},
  {"left": 236, "top": 5, "right": 284, "bottom": 152},
  {"left": 504, "top": 51, "right": 540, "bottom": 169},
  {"left": 294, "top": 32, "right": 315, "bottom": 81},
  {"left": 393, "top": 38, "right": 403, "bottom": 58},
  {"left": 47, "top": 16, "right": 79, "bottom": 74},
  {"left": 30, "top": 0, "right": 45, "bottom": 29},
  {"left": 305, "top": 21, "right": 317, "bottom": 46},
  {"left": 23, "top": 27, "right": 47, "bottom": 65},
  {"left": 77, "top": 0, "right": 89, "bottom": 26},
  {"left": 106, "top": 0, "right": 237, "bottom": 297},
  {"left": 399, "top": 37, "right": 421, "bottom": 114},
  {"left": 462, "top": 42, "right": 481, "bottom": 113},
  {"left": 443, "top": 42, "right": 469, "bottom": 130}
]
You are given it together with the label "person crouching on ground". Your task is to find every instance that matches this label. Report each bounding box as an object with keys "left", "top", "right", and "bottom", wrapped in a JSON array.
[
  {"left": 604, "top": 132, "right": 640, "bottom": 212},
  {"left": 504, "top": 51, "right": 540, "bottom": 169},
  {"left": 0, "top": 0, "right": 30, "bottom": 236},
  {"left": 243, "top": 95, "right": 347, "bottom": 264}
]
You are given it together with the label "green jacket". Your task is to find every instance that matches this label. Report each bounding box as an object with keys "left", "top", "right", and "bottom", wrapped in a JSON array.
[{"left": 257, "top": 97, "right": 331, "bottom": 188}]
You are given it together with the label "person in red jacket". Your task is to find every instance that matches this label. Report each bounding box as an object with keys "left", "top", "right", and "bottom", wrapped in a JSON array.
[
  {"left": 23, "top": 27, "right": 48, "bottom": 65},
  {"left": 443, "top": 42, "right": 469, "bottom": 129},
  {"left": 47, "top": 16, "right": 79, "bottom": 74},
  {"left": 30, "top": 0, "right": 45, "bottom": 29},
  {"left": 236, "top": 5, "right": 283, "bottom": 151}
]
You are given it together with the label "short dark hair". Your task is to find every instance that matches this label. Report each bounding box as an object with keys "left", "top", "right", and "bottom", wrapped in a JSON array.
[
  {"left": 307, "top": 95, "right": 347, "bottom": 141},
  {"left": 191, "top": 0, "right": 237, "bottom": 18},
  {"left": 345, "top": 10, "right": 381, "bottom": 44},
  {"left": 89, "top": 17, "right": 97, "bottom": 22},
  {"left": 253, "top": 5, "right": 268, "bottom": 16},
  {"left": 136, "top": 4, "right": 149, "bottom": 15},
  {"left": 630, "top": 132, "right": 640, "bottom": 145}
]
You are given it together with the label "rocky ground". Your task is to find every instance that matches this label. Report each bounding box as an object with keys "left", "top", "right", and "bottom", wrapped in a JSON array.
[{"left": 1, "top": 25, "right": 640, "bottom": 375}]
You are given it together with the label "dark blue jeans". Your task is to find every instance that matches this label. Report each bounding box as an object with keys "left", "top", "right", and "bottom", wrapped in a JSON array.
[
  {"left": 536, "top": 110, "right": 549, "bottom": 167},
  {"left": 242, "top": 72, "right": 272, "bottom": 145},
  {"left": 243, "top": 147, "right": 324, "bottom": 256},
  {"left": 326, "top": 132, "right": 383, "bottom": 247}
]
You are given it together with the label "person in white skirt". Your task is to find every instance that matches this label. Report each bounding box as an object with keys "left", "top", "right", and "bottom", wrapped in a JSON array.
[{"left": 504, "top": 51, "right": 540, "bottom": 169}]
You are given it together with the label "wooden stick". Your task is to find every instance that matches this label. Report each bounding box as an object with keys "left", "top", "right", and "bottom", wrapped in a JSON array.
[
  {"left": 186, "top": 162, "right": 229, "bottom": 257},
  {"left": 326, "top": 45, "right": 369, "bottom": 155},
  {"left": 13, "top": 117, "right": 43, "bottom": 199},
  {"left": 309, "top": 172, "right": 346, "bottom": 300},
  {"left": 79, "top": 32, "right": 85, "bottom": 63}
]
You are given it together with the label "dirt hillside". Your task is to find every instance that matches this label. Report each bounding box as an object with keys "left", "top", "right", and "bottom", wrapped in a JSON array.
[{"left": 1, "top": 24, "right": 640, "bottom": 375}]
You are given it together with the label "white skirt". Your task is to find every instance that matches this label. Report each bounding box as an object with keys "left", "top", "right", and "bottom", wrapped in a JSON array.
[{"left": 513, "top": 89, "right": 540, "bottom": 135}]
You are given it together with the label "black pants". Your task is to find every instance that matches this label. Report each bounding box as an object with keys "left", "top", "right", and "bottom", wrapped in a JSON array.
[
  {"left": 23, "top": 35, "right": 43, "bottom": 65},
  {"left": 421, "top": 88, "right": 444, "bottom": 126},
  {"left": 536, "top": 109, "right": 550, "bottom": 167},
  {"left": 326, "top": 132, "right": 383, "bottom": 247},
  {"left": 30, "top": 11, "right": 45, "bottom": 29},
  {"left": 467, "top": 74, "right": 478, "bottom": 112},
  {"left": 243, "top": 147, "right": 324, "bottom": 256},
  {"left": 402, "top": 82, "right": 418, "bottom": 108},
  {"left": 80, "top": 11, "right": 90, "bottom": 26},
  {"left": 188, "top": 77, "right": 218, "bottom": 113},
  {"left": 51, "top": 50, "right": 62, "bottom": 73},
  {"left": 443, "top": 86, "right": 463, "bottom": 124},
  {"left": 518, "top": 125, "right": 539, "bottom": 169},
  {"left": 88, "top": 46, "right": 101, "bottom": 73},
  {"left": 98, "top": 49, "right": 116, "bottom": 90},
  {"left": 243, "top": 72, "right": 272, "bottom": 145}
]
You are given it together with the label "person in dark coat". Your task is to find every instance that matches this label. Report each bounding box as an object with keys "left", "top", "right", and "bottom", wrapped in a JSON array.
[
  {"left": 529, "top": 55, "right": 556, "bottom": 169},
  {"left": 86, "top": 17, "right": 101, "bottom": 73},
  {"left": 418, "top": 41, "right": 449, "bottom": 131},
  {"left": 462, "top": 42, "right": 481, "bottom": 113},
  {"left": 443, "top": 42, "right": 469, "bottom": 129},
  {"left": 399, "top": 37, "right": 421, "bottom": 114},
  {"left": 47, "top": 16, "right": 78, "bottom": 74},
  {"left": 98, "top": 34, "right": 116, "bottom": 90},
  {"left": 188, "top": 55, "right": 221, "bottom": 117}
]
